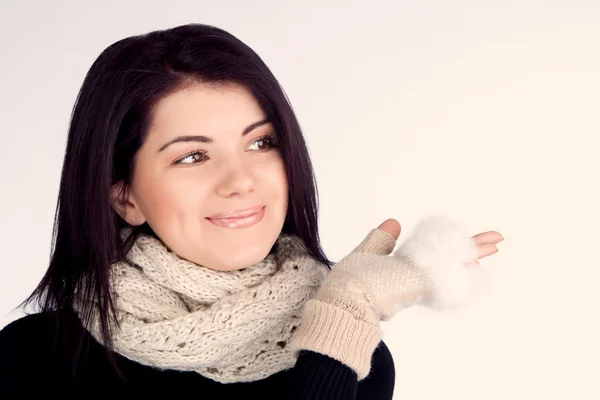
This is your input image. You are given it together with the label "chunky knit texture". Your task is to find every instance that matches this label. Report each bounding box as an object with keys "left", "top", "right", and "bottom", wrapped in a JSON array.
[
  {"left": 289, "top": 214, "right": 488, "bottom": 380},
  {"left": 76, "top": 232, "right": 330, "bottom": 384},
  {"left": 75, "top": 213, "right": 487, "bottom": 384}
]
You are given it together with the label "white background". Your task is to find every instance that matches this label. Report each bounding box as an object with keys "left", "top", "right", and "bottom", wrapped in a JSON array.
[{"left": 1, "top": 0, "right": 599, "bottom": 398}]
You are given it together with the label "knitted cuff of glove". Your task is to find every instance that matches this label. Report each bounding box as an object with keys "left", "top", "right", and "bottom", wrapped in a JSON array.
[
  {"left": 288, "top": 299, "right": 382, "bottom": 381},
  {"left": 395, "top": 214, "right": 486, "bottom": 311}
]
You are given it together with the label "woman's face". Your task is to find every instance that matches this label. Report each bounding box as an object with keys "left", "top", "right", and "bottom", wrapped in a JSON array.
[{"left": 113, "top": 82, "right": 289, "bottom": 271}]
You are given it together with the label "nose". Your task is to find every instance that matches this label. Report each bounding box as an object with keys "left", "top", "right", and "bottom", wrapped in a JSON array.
[{"left": 215, "top": 158, "right": 256, "bottom": 198}]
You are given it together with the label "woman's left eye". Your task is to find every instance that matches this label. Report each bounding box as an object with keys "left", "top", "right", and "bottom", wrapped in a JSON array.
[{"left": 248, "top": 135, "right": 278, "bottom": 151}]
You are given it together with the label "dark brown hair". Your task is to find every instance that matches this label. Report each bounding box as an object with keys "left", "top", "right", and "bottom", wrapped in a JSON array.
[{"left": 19, "top": 23, "right": 332, "bottom": 381}]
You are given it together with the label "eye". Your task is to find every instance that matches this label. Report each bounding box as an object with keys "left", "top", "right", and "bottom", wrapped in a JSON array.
[
  {"left": 173, "top": 150, "right": 208, "bottom": 166},
  {"left": 248, "top": 134, "right": 278, "bottom": 151}
]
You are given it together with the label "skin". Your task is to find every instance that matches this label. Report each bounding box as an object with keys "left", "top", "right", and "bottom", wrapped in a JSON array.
[
  {"left": 111, "top": 81, "right": 502, "bottom": 272},
  {"left": 111, "top": 82, "right": 289, "bottom": 271},
  {"left": 376, "top": 218, "right": 504, "bottom": 267}
]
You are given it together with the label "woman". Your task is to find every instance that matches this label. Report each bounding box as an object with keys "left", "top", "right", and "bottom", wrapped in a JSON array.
[{"left": 0, "top": 23, "right": 502, "bottom": 399}]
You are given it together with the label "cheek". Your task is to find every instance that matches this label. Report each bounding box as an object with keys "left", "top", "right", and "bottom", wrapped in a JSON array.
[
  {"left": 133, "top": 168, "right": 210, "bottom": 223},
  {"left": 270, "top": 159, "right": 288, "bottom": 206}
]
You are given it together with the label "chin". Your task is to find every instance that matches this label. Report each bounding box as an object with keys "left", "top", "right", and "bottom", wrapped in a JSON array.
[
  {"left": 246, "top": 243, "right": 275, "bottom": 264},
  {"left": 216, "top": 251, "right": 269, "bottom": 271},
  {"left": 199, "top": 209, "right": 286, "bottom": 271},
  {"left": 214, "top": 237, "right": 277, "bottom": 271}
]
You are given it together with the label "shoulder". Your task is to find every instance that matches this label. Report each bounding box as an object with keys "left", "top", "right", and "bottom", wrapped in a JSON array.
[
  {"left": 1, "top": 310, "right": 72, "bottom": 395},
  {"left": 0, "top": 310, "right": 63, "bottom": 360},
  {"left": 1, "top": 309, "right": 61, "bottom": 331},
  {"left": 0, "top": 308, "right": 83, "bottom": 370},
  {"left": 0, "top": 309, "right": 64, "bottom": 340},
  {"left": 0, "top": 309, "right": 84, "bottom": 393}
]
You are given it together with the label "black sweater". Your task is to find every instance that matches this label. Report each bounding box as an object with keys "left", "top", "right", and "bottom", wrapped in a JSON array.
[{"left": 0, "top": 309, "right": 395, "bottom": 399}]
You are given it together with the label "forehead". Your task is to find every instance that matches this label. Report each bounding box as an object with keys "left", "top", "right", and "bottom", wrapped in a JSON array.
[{"left": 147, "top": 82, "right": 266, "bottom": 141}]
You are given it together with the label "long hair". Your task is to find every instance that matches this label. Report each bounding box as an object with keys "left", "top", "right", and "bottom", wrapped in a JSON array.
[{"left": 19, "top": 23, "right": 332, "bottom": 381}]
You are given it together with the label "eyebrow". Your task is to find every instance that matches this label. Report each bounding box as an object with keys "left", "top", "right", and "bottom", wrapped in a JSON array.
[{"left": 158, "top": 118, "right": 271, "bottom": 152}]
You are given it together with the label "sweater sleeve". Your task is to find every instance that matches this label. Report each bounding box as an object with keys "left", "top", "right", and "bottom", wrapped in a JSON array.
[
  {"left": 285, "top": 341, "right": 395, "bottom": 400},
  {"left": 285, "top": 350, "right": 358, "bottom": 399}
]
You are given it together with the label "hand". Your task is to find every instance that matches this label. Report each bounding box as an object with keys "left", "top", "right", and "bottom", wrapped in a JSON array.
[
  {"left": 289, "top": 214, "right": 501, "bottom": 380},
  {"left": 465, "top": 230, "right": 504, "bottom": 267},
  {"left": 375, "top": 218, "right": 504, "bottom": 268}
]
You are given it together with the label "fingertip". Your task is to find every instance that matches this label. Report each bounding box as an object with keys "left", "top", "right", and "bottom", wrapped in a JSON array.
[{"left": 376, "top": 218, "right": 401, "bottom": 241}]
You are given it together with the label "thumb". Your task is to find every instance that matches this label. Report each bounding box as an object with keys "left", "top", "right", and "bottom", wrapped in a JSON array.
[
  {"left": 376, "top": 219, "right": 401, "bottom": 240},
  {"left": 352, "top": 218, "right": 400, "bottom": 255}
]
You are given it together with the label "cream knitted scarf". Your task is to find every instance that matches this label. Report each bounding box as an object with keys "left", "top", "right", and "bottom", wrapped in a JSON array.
[{"left": 77, "top": 231, "right": 329, "bottom": 383}]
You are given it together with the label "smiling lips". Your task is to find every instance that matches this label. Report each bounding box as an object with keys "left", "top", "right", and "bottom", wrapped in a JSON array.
[{"left": 206, "top": 205, "right": 266, "bottom": 228}]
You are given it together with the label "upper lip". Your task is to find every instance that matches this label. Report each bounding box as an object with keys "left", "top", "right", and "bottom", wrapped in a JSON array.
[{"left": 207, "top": 205, "right": 264, "bottom": 219}]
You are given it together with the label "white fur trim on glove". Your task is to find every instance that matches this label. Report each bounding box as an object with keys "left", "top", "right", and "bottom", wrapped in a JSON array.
[{"left": 393, "top": 214, "right": 490, "bottom": 311}]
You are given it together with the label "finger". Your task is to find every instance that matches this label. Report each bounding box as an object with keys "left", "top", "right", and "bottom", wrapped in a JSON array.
[
  {"left": 377, "top": 219, "right": 401, "bottom": 240},
  {"left": 472, "top": 231, "right": 504, "bottom": 245},
  {"left": 353, "top": 218, "right": 400, "bottom": 256},
  {"left": 476, "top": 243, "right": 499, "bottom": 260},
  {"left": 465, "top": 260, "right": 481, "bottom": 268}
]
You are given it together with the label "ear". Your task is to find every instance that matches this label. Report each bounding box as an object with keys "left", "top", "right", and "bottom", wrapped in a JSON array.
[{"left": 110, "top": 181, "right": 147, "bottom": 226}]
